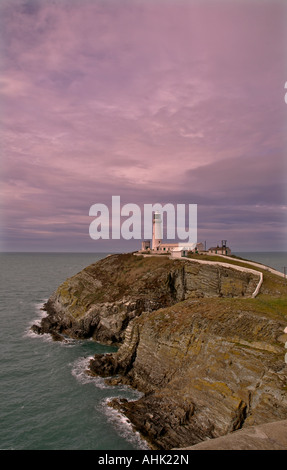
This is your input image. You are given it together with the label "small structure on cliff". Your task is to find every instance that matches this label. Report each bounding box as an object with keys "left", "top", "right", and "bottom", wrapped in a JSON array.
[{"left": 208, "top": 240, "right": 232, "bottom": 256}]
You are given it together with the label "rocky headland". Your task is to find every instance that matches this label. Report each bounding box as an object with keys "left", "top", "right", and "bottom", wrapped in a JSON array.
[{"left": 32, "top": 252, "right": 287, "bottom": 450}]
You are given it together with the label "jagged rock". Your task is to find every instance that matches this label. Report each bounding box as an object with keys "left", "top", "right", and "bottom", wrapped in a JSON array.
[
  {"left": 31, "top": 253, "right": 260, "bottom": 345},
  {"left": 31, "top": 323, "right": 67, "bottom": 342},
  {"left": 31, "top": 253, "right": 287, "bottom": 449},
  {"left": 92, "top": 298, "right": 287, "bottom": 449}
]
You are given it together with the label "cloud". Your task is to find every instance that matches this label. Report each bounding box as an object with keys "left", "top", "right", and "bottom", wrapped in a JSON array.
[
  {"left": 185, "top": 152, "right": 286, "bottom": 205},
  {"left": 0, "top": 0, "right": 286, "bottom": 251}
]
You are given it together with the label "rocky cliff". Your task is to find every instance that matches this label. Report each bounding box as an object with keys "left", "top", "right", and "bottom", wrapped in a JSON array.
[
  {"left": 32, "top": 253, "right": 287, "bottom": 449},
  {"left": 32, "top": 253, "right": 259, "bottom": 343}
]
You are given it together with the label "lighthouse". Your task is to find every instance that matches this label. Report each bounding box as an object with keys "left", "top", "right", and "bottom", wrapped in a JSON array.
[{"left": 152, "top": 211, "right": 162, "bottom": 250}]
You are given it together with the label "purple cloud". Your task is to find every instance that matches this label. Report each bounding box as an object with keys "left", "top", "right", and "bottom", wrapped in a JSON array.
[{"left": 0, "top": 0, "right": 286, "bottom": 252}]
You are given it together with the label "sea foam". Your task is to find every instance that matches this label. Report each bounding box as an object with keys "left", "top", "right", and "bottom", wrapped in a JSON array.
[
  {"left": 101, "top": 397, "right": 149, "bottom": 450},
  {"left": 23, "top": 300, "right": 51, "bottom": 341},
  {"left": 71, "top": 355, "right": 111, "bottom": 389}
]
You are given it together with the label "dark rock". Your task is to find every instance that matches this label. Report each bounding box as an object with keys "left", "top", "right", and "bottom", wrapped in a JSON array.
[
  {"left": 32, "top": 253, "right": 287, "bottom": 450},
  {"left": 50, "top": 331, "right": 66, "bottom": 342},
  {"left": 31, "top": 253, "right": 260, "bottom": 345}
]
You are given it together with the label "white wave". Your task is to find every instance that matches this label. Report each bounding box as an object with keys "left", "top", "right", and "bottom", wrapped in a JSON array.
[
  {"left": 70, "top": 356, "right": 146, "bottom": 395},
  {"left": 24, "top": 300, "right": 55, "bottom": 344},
  {"left": 24, "top": 300, "right": 75, "bottom": 346},
  {"left": 24, "top": 328, "right": 53, "bottom": 343},
  {"left": 23, "top": 299, "right": 47, "bottom": 339},
  {"left": 25, "top": 299, "right": 47, "bottom": 330},
  {"left": 71, "top": 356, "right": 148, "bottom": 448},
  {"left": 70, "top": 356, "right": 112, "bottom": 389},
  {"left": 101, "top": 397, "right": 149, "bottom": 450}
]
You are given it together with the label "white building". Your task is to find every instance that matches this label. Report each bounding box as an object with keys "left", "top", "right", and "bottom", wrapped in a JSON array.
[
  {"left": 170, "top": 245, "right": 197, "bottom": 258},
  {"left": 152, "top": 211, "right": 162, "bottom": 250},
  {"left": 141, "top": 211, "right": 201, "bottom": 257}
]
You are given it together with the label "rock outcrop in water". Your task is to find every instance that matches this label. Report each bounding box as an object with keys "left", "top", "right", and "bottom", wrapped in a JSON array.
[{"left": 32, "top": 253, "right": 287, "bottom": 449}]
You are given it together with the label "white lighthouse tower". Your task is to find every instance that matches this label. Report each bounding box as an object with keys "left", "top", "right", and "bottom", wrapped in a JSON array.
[{"left": 152, "top": 211, "right": 162, "bottom": 250}]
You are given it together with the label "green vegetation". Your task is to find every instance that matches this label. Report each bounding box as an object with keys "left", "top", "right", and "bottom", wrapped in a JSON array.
[
  {"left": 187, "top": 253, "right": 266, "bottom": 271},
  {"left": 56, "top": 252, "right": 287, "bottom": 326},
  {"left": 140, "top": 253, "right": 287, "bottom": 337},
  {"left": 185, "top": 253, "right": 287, "bottom": 321}
]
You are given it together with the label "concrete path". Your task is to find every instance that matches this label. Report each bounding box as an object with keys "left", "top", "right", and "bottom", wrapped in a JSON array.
[
  {"left": 136, "top": 251, "right": 287, "bottom": 297},
  {"left": 135, "top": 252, "right": 264, "bottom": 298},
  {"left": 181, "top": 256, "right": 264, "bottom": 298},
  {"left": 209, "top": 253, "right": 286, "bottom": 278}
]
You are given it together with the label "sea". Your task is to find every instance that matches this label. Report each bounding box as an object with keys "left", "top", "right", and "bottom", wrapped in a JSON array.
[{"left": 0, "top": 251, "right": 286, "bottom": 451}]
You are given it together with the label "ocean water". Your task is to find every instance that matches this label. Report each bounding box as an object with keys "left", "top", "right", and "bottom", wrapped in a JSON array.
[
  {"left": 0, "top": 251, "right": 286, "bottom": 450},
  {"left": 234, "top": 252, "right": 287, "bottom": 274},
  {"left": 0, "top": 253, "right": 148, "bottom": 450}
]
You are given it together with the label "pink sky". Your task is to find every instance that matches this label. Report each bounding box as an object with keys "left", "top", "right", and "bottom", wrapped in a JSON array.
[{"left": 1, "top": 0, "right": 287, "bottom": 252}]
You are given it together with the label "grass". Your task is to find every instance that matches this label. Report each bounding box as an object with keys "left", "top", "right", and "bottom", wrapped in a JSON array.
[
  {"left": 186, "top": 253, "right": 287, "bottom": 320},
  {"left": 187, "top": 253, "right": 268, "bottom": 271},
  {"left": 142, "top": 258, "right": 287, "bottom": 335},
  {"left": 57, "top": 252, "right": 287, "bottom": 324}
]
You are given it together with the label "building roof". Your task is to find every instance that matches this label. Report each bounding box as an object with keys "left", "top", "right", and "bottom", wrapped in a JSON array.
[
  {"left": 209, "top": 246, "right": 230, "bottom": 250},
  {"left": 172, "top": 243, "right": 196, "bottom": 252}
]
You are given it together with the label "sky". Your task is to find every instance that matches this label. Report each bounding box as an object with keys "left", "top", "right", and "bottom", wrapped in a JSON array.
[{"left": 1, "top": 0, "right": 287, "bottom": 253}]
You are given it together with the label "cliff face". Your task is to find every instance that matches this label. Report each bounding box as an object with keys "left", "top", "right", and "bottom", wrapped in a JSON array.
[
  {"left": 32, "top": 253, "right": 287, "bottom": 449},
  {"left": 95, "top": 299, "right": 287, "bottom": 449},
  {"left": 32, "top": 253, "right": 259, "bottom": 344}
]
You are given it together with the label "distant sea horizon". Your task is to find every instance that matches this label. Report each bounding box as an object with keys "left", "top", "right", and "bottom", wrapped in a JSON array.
[
  {"left": 1, "top": 249, "right": 286, "bottom": 273},
  {"left": 233, "top": 251, "right": 287, "bottom": 274}
]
